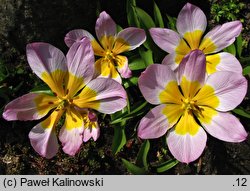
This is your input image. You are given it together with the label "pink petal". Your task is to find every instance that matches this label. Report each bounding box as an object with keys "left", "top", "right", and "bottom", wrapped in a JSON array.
[
  {"left": 113, "top": 27, "right": 146, "bottom": 54},
  {"left": 138, "top": 64, "right": 180, "bottom": 105},
  {"left": 28, "top": 110, "right": 63, "bottom": 159},
  {"left": 176, "top": 3, "right": 207, "bottom": 37},
  {"left": 66, "top": 38, "right": 95, "bottom": 97},
  {"left": 115, "top": 55, "right": 132, "bottom": 78},
  {"left": 200, "top": 21, "right": 242, "bottom": 53},
  {"left": 26, "top": 43, "right": 67, "bottom": 96},
  {"left": 203, "top": 71, "right": 247, "bottom": 111},
  {"left": 161, "top": 53, "right": 181, "bottom": 71},
  {"left": 206, "top": 52, "right": 242, "bottom": 74},
  {"left": 95, "top": 11, "right": 116, "bottom": 42},
  {"left": 167, "top": 122, "right": 207, "bottom": 164},
  {"left": 138, "top": 104, "right": 180, "bottom": 139},
  {"left": 74, "top": 78, "right": 127, "bottom": 114},
  {"left": 59, "top": 109, "right": 84, "bottom": 156},
  {"left": 83, "top": 126, "right": 100, "bottom": 142},
  {"left": 199, "top": 107, "right": 247, "bottom": 142},
  {"left": 3, "top": 93, "right": 58, "bottom": 121},
  {"left": 64, "top": 29, "right": 95, "bottom": 47},
  {"left": 149, "top": 28, "right": 181, "bottom": 53},
  {"left": 26, "top": 42, "right": 67, "bottom": 80},
  {"left": 178, "top": 49, "right": 206, "bottom": 85}
]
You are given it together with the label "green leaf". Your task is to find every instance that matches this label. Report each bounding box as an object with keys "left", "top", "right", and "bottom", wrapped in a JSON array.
[
  {"left": 135, "top": 7, "right": 156, "bottom": 29},
  {"left": 110, "top": 101, "right": 149, "bottom": 124},
  {"left": 232, "top": 108, "right": 250, "bottom": 118},
  {"left": 166, "top": 14, "right": 176, "bottom": 31},
  {"left": 126, "top": 0, "right": 140, "bottom": 27},
  {"left": 30, "top": 85, "right": 54, "bottom": 96},
  {"left": 236, "top": 34, "right": 243, "bottom": 57},
  {"left": 153, "top": 1, "right": 164, "bottom": 27},
  {"left": 122, "top": 158, "right": 147, "bottom": 175},
  {"left": 112, "top": 125, "right": 127, "bottom": 154},
  {"left": 116, "top": 25, "right": 123, "bottom": 33},
  {"left": 224, "top": 43, "right": 236, "bottom": 56},
  {"left": 123, "top": 76, "right": 138, "bottom": 89},
  {"left": 128, "top": 56, "right": 147, "bottom": 70},
  {"left": 139, "top": 48, "right": 153, "bottom": 66},
  {"left": 136, "top": 140, "right": 150, "bottom": 170},
  {"left": 155, "top": 159, "right": 179, "bottom": 173},
  {"left": 243, "top": 66, "right": 250, "bottom": 76},
  {"left": 239, "top": 56, "right": 250, "bottom": 65}
]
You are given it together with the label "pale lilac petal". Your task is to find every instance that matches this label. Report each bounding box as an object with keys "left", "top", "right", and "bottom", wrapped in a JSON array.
[
  {"left": 26, "top": 42, "right": 67, "bottom": 79},
  {"left": 83, "top": 126, "right": 100, "bottom": 142},
  {"left": 203, "top": 71, "right": 247, "bottom": 111},
  {"left": 199, "top": 107, "right": 247, "bottom": 142},
  {"left": 28, "top": 110, "right": 63, "bottom": 159},
  {"left": 161, "top": 53, "right": 181, "bottom": 71},
  {"left": 66, "top": 38, "right": 95, "bottom": 97},
  {"left": 178, "top": 50, "right": 206, "bottom": 85},
  {"left": 138, "top": 105, "right": 171, "bottom": 139},
  {"left": 177, "top": 3, "right": 207, "bottom": 36},
  {"left": 200, "top": 21, "right": 242, "bottom": 53},
  {"left": 206, "top": 52, "right": 242, "bottom": 74},
  {"left": 149, "top": 28, "right": 182, "bottom": 53},
  {"left": 113, "top": 27, "right": 146, "bottom": 54},
  {"left": 66, "top": 37, "right": 95, "bottom": 80},
  {"left": 95, "top": 11, "right": 116, "bottom": 41},
  {"left": 74, "top": 78, "right": 127, "bottom": 114},
  {"left": 29, "top": 125, "right": 58, "bottom": 159},
  {"left": 167, "top": 125, "right": 207, "bottom": 163},
  {"left": 26, "top": 43, "right": 67, "bottom": 96},
  {"left": 115, "top": 55, "right": 132, "bottom": 78},
  {"left": 3, "top": 93, "right": 58, "bottom": 121},
  {"left": 138, "top": 64, "right": 181, "bottom": 105},
  {"left": 59, "top": 109, "right": 84, "bottom": 156},
  {"left": 64, "top": 29, "right": 95, "bottom": 47}
]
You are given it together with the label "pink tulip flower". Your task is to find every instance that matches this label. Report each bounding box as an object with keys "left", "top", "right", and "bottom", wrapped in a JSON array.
[
  {"left": 150, "top": 3, "right": 243, "bottom": 75},
  {"left": 65, "top": 11, "right": 146, "bottom": 83},
  {"left": 3, "top": 38, "right": 127, "bottom": 159},
  {"left": 138, "top": 50, "right": 247, "bottom": 163}
]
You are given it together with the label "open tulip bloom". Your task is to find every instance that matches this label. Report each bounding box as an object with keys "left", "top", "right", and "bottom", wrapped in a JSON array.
[
  {"left": 138, "top": 50, "right": 248, "bottom": 163},
  {"left": 150, "top": 3, "right": 243, "bottom": 75},
  {"left": 64, "top": 11, "right": 146, "bottom": 84},
  {"left": 3, "top": 38, "right": 127, "bottom": 159}
]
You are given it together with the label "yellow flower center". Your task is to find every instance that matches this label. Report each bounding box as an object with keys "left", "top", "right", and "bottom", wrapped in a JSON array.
[
  {"left": 104, "top": 50, "right": 115, "bottom": 61},
  {"left": 55, "top": 95, "right": 74, "bottom": 111},
  {"left": 181, "top": 97, "right": 204, "bottom": 118}
]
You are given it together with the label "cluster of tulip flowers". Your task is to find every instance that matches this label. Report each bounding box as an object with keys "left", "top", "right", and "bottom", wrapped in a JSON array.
[{"left": 3, "top": 3, "right": 248, "bottom": 164}]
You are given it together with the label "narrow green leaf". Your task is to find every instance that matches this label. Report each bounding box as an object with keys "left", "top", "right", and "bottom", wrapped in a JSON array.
[
  {"left": 30, "top": 85, "right": 54, "bottom": 96},
  {"left": 122, "top": 158, "right": 147, "bottom": 175},
  {"left": 128, "top": 57, "right": 147, "bottom": 70},
  {"left": 166, "top": 14, "right": 176, "bottom": 31},
  {"left": 112, "top": 125, "right": 127, "bottom": 154},
  {"left": 236, "top": 34, "right": 243, "bottom": 57},
  {"left": 155, "top": 159, "right": 179, "bottom": 173},
  {"left": 126, "top": 0, "right": 140, "bottom": 27},
  {"left": 153, "top": 1, "right": 164, "bottom": 27},
  {"left": 239, "top": 56, "right": 250, "bottom": 65},
  {"left": 243, "top": 66, "right": 250, "bottom": 76},
  {"left": 224, "top": 43, "right": 236, "bottom": 56},
  {"left": 139, "top": 48, "right": 154, "bottom": 66},
  {"left": 135, "top": 7, "right": 156, "bottom": 29},
  {"left": 111, "top": 101, "right": 149, "bottom": 124},
  {"left": 136, "top": 140, "right": 150, "bottom": 170},
  {"left": 232, "top": 108, "right": 250, "bottom": 118}
]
